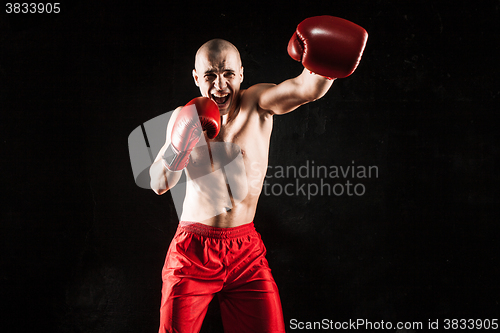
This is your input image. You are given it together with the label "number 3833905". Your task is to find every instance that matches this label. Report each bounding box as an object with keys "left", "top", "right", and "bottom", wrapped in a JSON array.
[{"left": 6, "top": 3, "right": 60, "bottom": 14}]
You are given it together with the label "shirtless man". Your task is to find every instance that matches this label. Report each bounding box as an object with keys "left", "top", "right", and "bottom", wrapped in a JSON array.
[{"left": 149, "top": 16, "right": 367, "bottom": 333}]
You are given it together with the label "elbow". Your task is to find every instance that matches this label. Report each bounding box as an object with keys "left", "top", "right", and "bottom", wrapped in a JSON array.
[
  {"left": 150, "top": 182, "right": 168, "bottom": 195},
  {"left": 151, "top": 187, "right": 164, "bottom": 195},
  {"left": 150, "top": 183, "right": 161, "bottom": 195}
]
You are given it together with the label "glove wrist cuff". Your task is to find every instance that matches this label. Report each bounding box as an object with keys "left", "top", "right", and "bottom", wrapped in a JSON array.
[
  {"left": 309, "top": 70, "right": 336, "bottom": 80},
  {"left": 162, "top": 144, "right": 190, "bottom": 171}
]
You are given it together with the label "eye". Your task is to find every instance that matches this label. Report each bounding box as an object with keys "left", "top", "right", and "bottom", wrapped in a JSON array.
[
  {"left": 204, "top": 73, "right": 216, "bottom": 81},
  {"left": 224, "top": 72, "right": 235, "bottom": 78}
]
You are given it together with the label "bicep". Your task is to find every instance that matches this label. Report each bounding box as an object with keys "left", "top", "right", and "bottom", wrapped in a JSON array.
[
  {"left": 258, "top": 68, "right": 334, "bottom": 115},
  {"left": 258, "top": 74, "right": 310, "bottom": 115}
]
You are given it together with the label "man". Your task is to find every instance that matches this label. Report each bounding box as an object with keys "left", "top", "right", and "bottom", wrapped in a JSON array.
[{"left": 149, "top": 16, "right": 367, "bottom": 333}]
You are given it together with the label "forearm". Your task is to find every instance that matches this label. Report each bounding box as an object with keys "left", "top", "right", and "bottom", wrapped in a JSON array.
[
  {"left": 149, "top": 159, "right": 182, "bottom": 195},
  {"left": 297, "top": 68, "right": 335, "bottom": 102}
]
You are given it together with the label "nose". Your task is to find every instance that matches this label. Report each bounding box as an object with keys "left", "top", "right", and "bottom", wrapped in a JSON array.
[{"left": 214, "top": 75, "right": 227, "bottom": 91}]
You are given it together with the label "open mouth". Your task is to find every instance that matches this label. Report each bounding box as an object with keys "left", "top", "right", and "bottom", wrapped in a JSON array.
[{"left": 211, "top": 92, "right": 230, "bottom": 107}]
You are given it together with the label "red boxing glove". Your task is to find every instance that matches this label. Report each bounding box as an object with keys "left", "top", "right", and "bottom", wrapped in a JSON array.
[
  {"left": 162, "top": 97, "right": 220, "bottom": 171},
  {"left": 288, "top": 15, "right": 368, "bottom": 79}
]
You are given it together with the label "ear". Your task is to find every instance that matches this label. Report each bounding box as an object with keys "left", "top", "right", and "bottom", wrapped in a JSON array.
[
  {"left": 192, "top": 69, "right": 199, "bottom": 87},
  {"left": 240, "top": 66, "right": 244, "bottom": 83}
]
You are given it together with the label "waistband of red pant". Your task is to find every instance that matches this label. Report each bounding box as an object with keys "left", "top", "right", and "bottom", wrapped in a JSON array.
[{"left": 178, "top": 221, "right": 256, "bottom": 239}]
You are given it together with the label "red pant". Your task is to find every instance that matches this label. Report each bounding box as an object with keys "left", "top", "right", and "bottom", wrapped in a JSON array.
[{"left": 159, "top": 221, "right": 285, "bottom": 333}]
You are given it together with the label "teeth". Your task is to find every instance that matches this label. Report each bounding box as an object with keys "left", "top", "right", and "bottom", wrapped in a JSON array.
[{"left": 212, "top": 93, "right": 228, "bottom": 98}]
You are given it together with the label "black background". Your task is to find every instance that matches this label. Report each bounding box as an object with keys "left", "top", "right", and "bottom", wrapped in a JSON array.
[{"left": 1, "top": 0, "right": 499, "bottom": 332}]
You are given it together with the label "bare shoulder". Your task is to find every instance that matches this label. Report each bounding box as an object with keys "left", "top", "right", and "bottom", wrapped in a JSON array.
[
  {"left": 240, "top": 83, "right": 276, "bottom": 116},
  {"left": 243, "top": 83, "right": 276, "bottom": 99}
]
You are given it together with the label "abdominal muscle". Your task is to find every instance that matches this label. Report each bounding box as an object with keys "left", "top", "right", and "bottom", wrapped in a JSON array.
[{"left": 181, "top": 186, "right": 259, "bottom": 228}]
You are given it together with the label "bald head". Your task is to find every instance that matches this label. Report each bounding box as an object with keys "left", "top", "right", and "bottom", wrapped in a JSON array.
[
  {"left": 195, "top": 39, "right": 242, "bottom": 70},
  {"left": 192, "top": 39, "right": 244, "bottom": 114}
]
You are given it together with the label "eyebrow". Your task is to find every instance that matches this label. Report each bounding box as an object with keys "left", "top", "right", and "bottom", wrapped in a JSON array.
[{"left": 204, "top": 69, "right": 235, "bottom": 75}]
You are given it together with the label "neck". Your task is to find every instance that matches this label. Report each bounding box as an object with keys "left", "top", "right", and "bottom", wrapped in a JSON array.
[{"left": 221, "top": 92, "right": 241, "bottom": 125}]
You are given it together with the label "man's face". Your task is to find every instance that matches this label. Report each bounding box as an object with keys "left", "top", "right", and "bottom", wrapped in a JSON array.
[{"left": 193, "top": 49, "right": 243, "bottom": 115}]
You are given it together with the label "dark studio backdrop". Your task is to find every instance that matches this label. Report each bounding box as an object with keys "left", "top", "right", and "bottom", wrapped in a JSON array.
[{"left": 1, "top": 0, "right": 499, "bottom": 332}]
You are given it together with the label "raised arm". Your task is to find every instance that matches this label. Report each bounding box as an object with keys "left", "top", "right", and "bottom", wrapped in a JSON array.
[
  {"left": 258, "top": 68, "right": 334, "bottom": 115},
  {"left": 259, "top": 15, "right": 368, "bottom": 115}
]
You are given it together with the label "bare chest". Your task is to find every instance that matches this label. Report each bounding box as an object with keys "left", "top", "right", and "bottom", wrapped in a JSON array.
[{"left": 189, "top": 109, "right": 271, "bottom": 173}]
